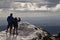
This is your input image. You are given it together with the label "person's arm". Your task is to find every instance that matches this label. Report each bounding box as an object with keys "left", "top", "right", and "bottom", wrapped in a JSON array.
[{"left": 18, "top": 17, "right": 21, "bottom": 22}]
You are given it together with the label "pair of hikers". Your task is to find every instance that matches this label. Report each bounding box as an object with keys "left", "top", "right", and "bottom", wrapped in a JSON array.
[{"left": 6, "top": 13, "right": 21, "bottom": 35}]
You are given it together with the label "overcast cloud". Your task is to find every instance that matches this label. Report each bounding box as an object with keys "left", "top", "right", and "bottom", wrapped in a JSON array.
[
  {"left": 0, "top": 0, "right": 60, "bottom": 18},
  {"left": 0, "top": 0, "right": 60, "bottom": 11},
  {"left": 14, "top": 0, "right": 60, "bottom": 8},
  {"left": 0, "top": 0, "right": 14, "bottom": 8}
]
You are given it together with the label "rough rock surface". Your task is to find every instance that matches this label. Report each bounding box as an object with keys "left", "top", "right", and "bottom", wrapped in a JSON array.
[{"left": 0, "top": 22, "right": 54, "bottom": 40}]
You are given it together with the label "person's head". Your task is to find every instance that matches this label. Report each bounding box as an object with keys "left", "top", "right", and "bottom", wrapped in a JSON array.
[
  {"left": 10, "top": 13, "right": 13, "bottom": 16},
  {"left": 14, "top": 17, "right": 17, "bottom": 20}
]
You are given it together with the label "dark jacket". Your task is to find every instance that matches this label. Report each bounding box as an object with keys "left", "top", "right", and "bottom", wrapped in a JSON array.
[
  {"left": 7, "top": 16, "right": 13, "bottom": 23},
  {"left": 13, "top": 17, "right": 21, "bottom": 26}
]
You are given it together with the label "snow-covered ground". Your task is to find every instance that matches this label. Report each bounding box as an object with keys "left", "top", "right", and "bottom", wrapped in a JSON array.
[{"left": 0, "top": 22, "right": 55, "bottom": 40}]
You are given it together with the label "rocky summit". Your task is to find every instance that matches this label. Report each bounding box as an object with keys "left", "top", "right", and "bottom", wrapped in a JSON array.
[{"left": 0, "top": 22, "right": 55, "bottom": 40}]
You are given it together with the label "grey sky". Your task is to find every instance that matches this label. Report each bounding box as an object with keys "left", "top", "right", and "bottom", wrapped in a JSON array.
[
  {"left": 14, "top": 0, "right": 60, "bottom": 8},
  {"left": 46, "top": 0, "right": 60, "bottom": 8},
  {"left": 0, "top": 0, "right": 60, "bottom": 9},
  {"left": 0, "top": 0, "right": 60, "bottom": 18},
  {"left": 0, "top": 0, "right": 13, "bottom": 8}
]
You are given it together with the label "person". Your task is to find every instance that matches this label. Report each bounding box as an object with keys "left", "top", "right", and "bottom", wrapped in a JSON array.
[
  {"left": 13, "top": 17, "right": 21, "bottom": 35},
  {"left": 6, "top": 13, "right": 14, "bottom": 34}
]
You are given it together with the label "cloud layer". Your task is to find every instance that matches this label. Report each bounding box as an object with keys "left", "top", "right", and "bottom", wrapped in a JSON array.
[
  {"left": 15, "top": 0, "right": 60, "bottom": 8},
  {"left": 45, "top": 0, "right": 60, "bottom": 8},
  {"left": 0, "top": 0, "right": 60, "bottom": 11},
  {"left": 0, "top": 0, "right": 14, "bottom": 8}
]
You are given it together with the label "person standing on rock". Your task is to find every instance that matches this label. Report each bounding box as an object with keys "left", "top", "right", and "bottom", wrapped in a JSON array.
[
  {"left": 13, "top": 17, "right": 21, "bottom": 35},
  {"left": 6, "top": 13, "right": 14, "bottom": 34}
]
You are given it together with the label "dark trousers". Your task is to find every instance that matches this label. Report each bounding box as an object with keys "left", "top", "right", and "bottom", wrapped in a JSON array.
[
  {"left": 7, "top": 23, "right": 13, "bottom": 33},
  {"left": 13, "top": 25, "right": 18, "bottom": 34}
]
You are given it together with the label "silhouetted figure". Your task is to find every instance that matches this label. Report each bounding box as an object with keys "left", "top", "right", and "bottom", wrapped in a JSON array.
[
  {"left": 6, "top": 13, "right": 14, "bottom": 34},
  {"left": 13, "top": 17, "right": 21, "bottom": 35}
]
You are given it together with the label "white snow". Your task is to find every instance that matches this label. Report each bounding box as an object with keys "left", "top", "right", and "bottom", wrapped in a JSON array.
[{"left": 0, "top": 22, "right": 52, "bottom": 40}]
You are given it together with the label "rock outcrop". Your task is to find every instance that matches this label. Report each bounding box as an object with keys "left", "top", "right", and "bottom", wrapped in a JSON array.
[{"left": 0, "top": 22, "right": 55, "bottom": 40}]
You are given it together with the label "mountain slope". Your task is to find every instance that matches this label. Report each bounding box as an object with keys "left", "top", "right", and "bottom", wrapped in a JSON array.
[{"left": 0, "top": 22, "right": 54, "bottom": 40}]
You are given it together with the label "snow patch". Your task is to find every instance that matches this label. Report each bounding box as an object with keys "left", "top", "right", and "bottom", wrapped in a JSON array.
[{"left": 0, "top": 22, "right": 53, "bottom": 40}]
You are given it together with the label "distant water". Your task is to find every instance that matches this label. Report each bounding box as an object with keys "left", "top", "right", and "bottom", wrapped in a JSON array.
[
  {"left": 40, "top": 26, "right": 60, "bottom": 34},
  {"left": 33, "top": 23, "right": 60, "bottom": 34}
]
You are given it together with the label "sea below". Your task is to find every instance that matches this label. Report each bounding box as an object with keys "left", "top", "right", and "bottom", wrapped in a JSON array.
[{"left": 40, "top": 26, "right": 60, "bottom": 34}]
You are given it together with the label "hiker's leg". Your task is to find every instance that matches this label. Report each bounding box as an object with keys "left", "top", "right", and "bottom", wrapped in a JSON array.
[
  {"left": 16, "top": 26, "right": 18, "bottom": 35},
  {"left": 10, "top": 24, "right": 12, "bottom": 34},
  {"left": 13, "top": 26, "right": 15, "bottom": 34},
  {"left": 10, "top": 27, "right": 12, "bottom": 34}
]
